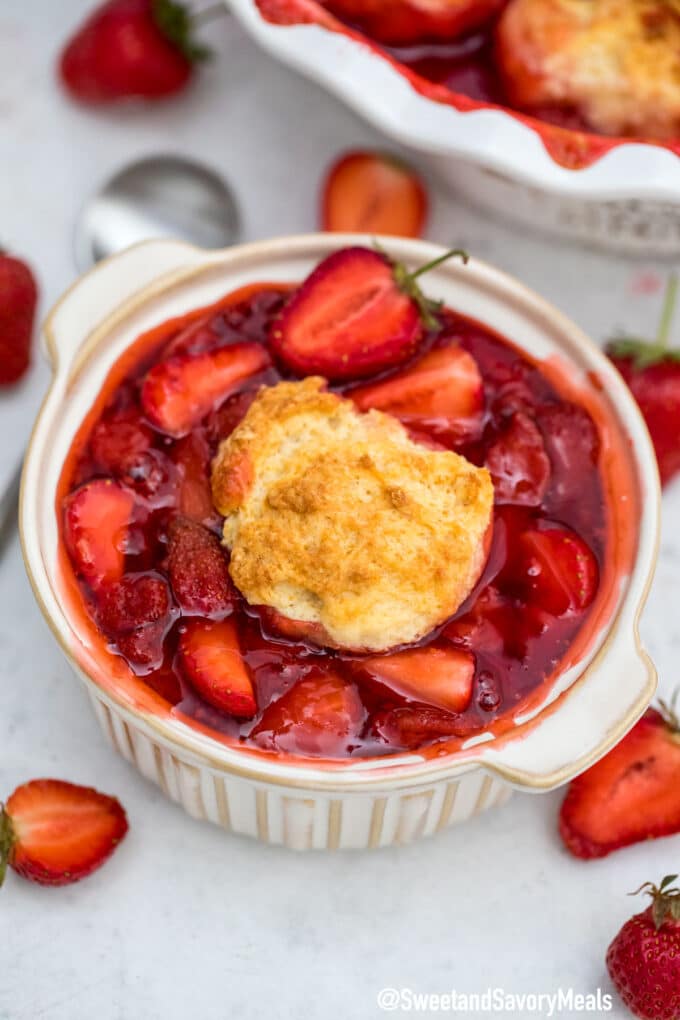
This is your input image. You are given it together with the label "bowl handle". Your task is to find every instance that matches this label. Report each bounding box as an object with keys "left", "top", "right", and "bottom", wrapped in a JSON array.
[
  {"left": 42, "top": 240, "right": 204, "bottom": 373},
  {"left": 480, "top": 623, "right": 656, "bottom": 791}
]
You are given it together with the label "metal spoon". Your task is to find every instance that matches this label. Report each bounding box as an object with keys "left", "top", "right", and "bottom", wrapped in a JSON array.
[
  {"left": 1, "top": 154, "right": 241, "bottom": 549},
  {"left": 74, "top": 153, "right": 241, "bottom": 271}
]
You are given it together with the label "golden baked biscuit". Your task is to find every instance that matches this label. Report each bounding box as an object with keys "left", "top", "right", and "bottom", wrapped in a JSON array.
[
  {"left": 211, "top": 378, "right": 493, "bottom": 652},
  {"left": 496, "top": 0, "right": 680, "bottom": 140}
]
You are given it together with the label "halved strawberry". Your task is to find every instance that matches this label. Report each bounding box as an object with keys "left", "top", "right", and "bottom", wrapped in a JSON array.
[
  {"left": 172, "top": 429, "right": 218, "bottom": 526},
  {"left": 63, "top": 479, "right": 135, "bottom": 591},
  {"left": 270, "top": 245, "right": 468, "bottom": 381},
  {"left": 351, "top": 344, "right": 484, "bottom": 438},
  {"left": 560, "top": 700, "right": 680, "bottom": 859},
  {"left": 141, "top": 341, "right": 270, "bottom": 437},
  {"left": 321, "top": 151, "right": 427, "bottom": 238},
  {"left": 355, "top": 645, "right": 474, "bottom": 714},
  {"left": 0, "top": 779, "right": 128, "bottom": 887},
  {"left": 167, "top": 516, "right": 234, "bottom": 618},
  {"left": 485, "top": 411, "right": 551, "bottom": 506},
  {"left": 250, "top": 671, "right": 365, "bottom": 757},
  {"left": 513, "top": 526, "right": 599, "bottom": 617},
  {"left": 179, "top": 618, "right": 256, "bottom": 719}
]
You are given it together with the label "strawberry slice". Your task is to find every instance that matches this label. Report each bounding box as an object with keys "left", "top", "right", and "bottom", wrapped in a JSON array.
[
  {"left": 141, "top": 341, "right": 270, "bottom": 437},
  {"left": 321, "top": 151, "right": 427, "bottom": 238},
  {"left": 251, "top": 671, "right": 365, "bottom": 757},
  {"left": 270, "top": 245, "right": 468, "bottom": 381},
  {"left": 351, "top": 345, "right": 483, "bottom": 438},
  {"left": 0, "top": 779, "right": 128, "bottom": 887},
  {"left": 514, "top": 526, "right": 599, "bottom": 616},
  {"left": 485, "top": 411, "right": 551, "bottom": 506},
  {"left": 167, "top": 516, "right": 234, "bottom": 618},
  {"left": 63, "top": 479, "right": 135, "bottom": 591},
  {"left": 355, "top": 646, "right": 474, "bottom": 714},
  {"left": 560, "top": 700, "right": 680, "bottom": 859},
  {"left": 179, "top": 618, "right": 256, "bottom": 719},
  {"left": 172, "top": 429, "right": 218, "bottom": 526}
]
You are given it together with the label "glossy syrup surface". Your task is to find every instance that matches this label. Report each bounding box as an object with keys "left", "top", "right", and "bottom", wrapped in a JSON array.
[{"left": 61, "top": 283, "right": 607, "bottom": 759}]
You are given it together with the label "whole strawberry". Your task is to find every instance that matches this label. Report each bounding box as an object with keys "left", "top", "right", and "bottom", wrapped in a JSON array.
[
  {"left": 59, "top": 0, "right": 210, "bottom": 104},
  {"left": 608, "top": 274, "right": 680, "bottom": 486},
  {"left": 607, "top": 875, "right": 680, "bottom": 1020},
  {"left": 0, "top": 253, "right": 37, "bottom": 386}
]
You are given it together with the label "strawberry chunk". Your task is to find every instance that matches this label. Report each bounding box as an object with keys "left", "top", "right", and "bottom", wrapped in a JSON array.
[
  {"left": 63, "top": 479, "right": 135, "bottom": 591},
  {"left": 371, "top": 705, "right": 475, "bottom": 750},
  {"left": 179, "top": 618, "right": 256, "bottom": 719},
  {"left": 351, "top": 345, "right": 484, "bottom": 439},
  {"left": 324, "top": 0, "right": 504, "bottom": 45},
  {"left": 172, "top": 430, "right": 218, "bottom": 526},
  {"left": 321, "top": 151, "right": 427, "bottom": 238},
  {"left": 485, "top": 412, "right": 551, "bottom": 506},
  {"left": 116, "top": 623, "right": 168, "bottom": 672},
  {"left": 167, "top": 517, "right": 234, "bottom": 618},
  {"left": 141, "top": 342, "right": 270, "bottom": 437},
  {"left": 270, "top": 247, "right": 422, "bottom": 381},
  {"left": 251, "top": 671, "right": 365, "bottom": 757},
  {"left": 206, "top": 389, "right": 258, "bottom": 444},
  {"left": 1, "top": 779, "right": 128, "bottom": 887},
  {"left": 514, "top": 526, "right": 598, "bottom": 616},
  {"left": 90, "top": 405, "right": 153, "bottom": 477},
  {"left": 536, "top": 402, "right": 600, "bottom": 483},
  {"left": 97, "top": 572, "right": 170, "bottom": 635},
  {"left": 97, "top": 572, "right": 172, "bottom": 673},
  {"left": 356, "top": 646, "right": 474, "bottom": 714},
  {"left": 560, "top": 707, "right": 680, "bottom": 859}
]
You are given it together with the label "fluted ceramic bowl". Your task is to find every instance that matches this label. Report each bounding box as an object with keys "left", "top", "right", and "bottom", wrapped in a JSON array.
[
  {"left": 227, "top": 0, "right": 680, "bottom": 255},
  {"left": 20, "top": 234, "right": 659, "bottom": 850}
]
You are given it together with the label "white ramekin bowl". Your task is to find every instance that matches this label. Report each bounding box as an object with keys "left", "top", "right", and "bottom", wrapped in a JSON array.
[
  {"left": 21, "top": 235, "right": 659, "bottom": 850},
  {"left": 226, "top": 0, "right": 680, "bottom": 255}
]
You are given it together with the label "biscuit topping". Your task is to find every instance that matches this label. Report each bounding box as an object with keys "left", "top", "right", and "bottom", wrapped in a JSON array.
[{"left": 212, "top": 378, "right": 494, "bottom": 652}]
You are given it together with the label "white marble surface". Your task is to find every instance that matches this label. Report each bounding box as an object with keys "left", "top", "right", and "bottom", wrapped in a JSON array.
[{"left": 2, "top": 3, "right": 680, "bottom": 1019}]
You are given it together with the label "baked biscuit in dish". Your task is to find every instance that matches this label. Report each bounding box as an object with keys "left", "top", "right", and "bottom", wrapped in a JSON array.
[
  {"left": 496, "top": 0, "right": 680, "bottom": 140},
  {"left": 211, "top": 378, "right": 494, "bottom": 652}
]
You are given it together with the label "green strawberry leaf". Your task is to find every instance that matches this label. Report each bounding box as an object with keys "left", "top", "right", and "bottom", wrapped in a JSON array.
[{"left": 153, "top": 0, "right": 212, "bottom": 63}]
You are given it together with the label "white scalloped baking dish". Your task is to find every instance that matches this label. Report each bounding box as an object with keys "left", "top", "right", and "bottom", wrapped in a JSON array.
[
  {"left": 226, "top": 0, "right": 680, "bottom": 255},
  {"left": 20, "top": 235, "right": 659, "bottom": 849}
]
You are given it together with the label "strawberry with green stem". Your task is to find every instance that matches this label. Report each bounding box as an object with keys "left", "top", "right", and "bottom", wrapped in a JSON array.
[
  {"left": 270, "top": 245, "right": 469, "bottom": 381},
  {"left": 608, "top": 273, "right": 680, "bottom": 485},
  {"left": 59, "top": 0, "right": 222, "bottom": 103},
  {"left": 607, "top": 875, "right": 680, "bottom": 1020}
]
